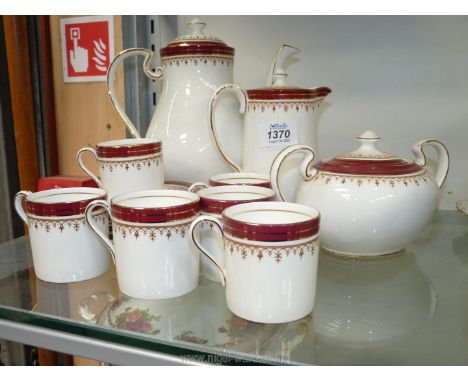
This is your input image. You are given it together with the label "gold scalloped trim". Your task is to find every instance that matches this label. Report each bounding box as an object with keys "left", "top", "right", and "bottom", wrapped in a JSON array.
[
  {"left": 336, "top": 153, "right": 396, "bottom": 160},
  {"left": 313, "top": 171, "right": 431, "bottom": 187},
  {"left": 224, "top": 237, "right": 318, "bottom": 263},
  {"left": 247, "top": 101, "right": 321, "bottom": 113},
  {"left": 162, "top": 55, "right": 233, "bottom": 67},
  {"left": 199, "top": 220, "right": 217, "bottom": 229},
  {"left": 113, "top": 221, "right": 191, "bottom": 240},
  {"left": 98, "top": 155, "right": 162, "bottom": 172}
]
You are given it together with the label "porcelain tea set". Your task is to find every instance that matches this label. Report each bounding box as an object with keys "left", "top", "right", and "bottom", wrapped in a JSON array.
[{"left": 14, "top": 19, "right": 449, "bottom": 325}]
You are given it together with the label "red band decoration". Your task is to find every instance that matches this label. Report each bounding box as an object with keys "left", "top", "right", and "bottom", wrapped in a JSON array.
[
  {"left": 200, "top": 195, "right": 274, "bottom": 215},
  {"left": 208, "top": 179, "right": 271, "bottom": 188},
  {"left": 247, "top": 87, "right": 331, "bottom": 101},
  {"left": 222, "top": 214, "right": 320, "bottom": 242},
  {"left": 96, "top": 142, "right": 162, "bottom": 159},
  {"left": 160, "top": 42, "right": 234, "bottom": 58},
  {"left": 111, "top": 200, "right": 200, "bottom": 224},
  {"left": 314, "top": 158, "right": 424, "bottom": 176},
  {"left": 26, "top": 195, "right": 105, "bottom": 217}
]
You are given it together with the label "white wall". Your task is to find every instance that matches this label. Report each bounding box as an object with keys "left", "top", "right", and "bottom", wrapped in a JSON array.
[{"left": 180, "top": 15, "right": 468, "bottom": 209}]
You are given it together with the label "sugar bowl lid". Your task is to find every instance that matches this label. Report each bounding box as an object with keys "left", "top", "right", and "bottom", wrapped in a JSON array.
[
  {"left": 314, "top": 131, "right": 425, "bottom": 176},
  {"left": 160, "top": 18, "right": 234, "bottom": 58}
]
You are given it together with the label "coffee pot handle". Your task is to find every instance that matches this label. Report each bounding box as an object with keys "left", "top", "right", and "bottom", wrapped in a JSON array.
[
  {"left": 270, "top": 145, "right": 316, "bottom": 202},
  {"left": 85, "top": 200, "right": 115, "bottom": 264},
  {"left": 412, "top": 139, "right": 449, "bottom": 189},
  {"left": 107, "top": 48, "right": 163, "bottom": 139},
  {"left": 76, "top": 147, "right": 104, "bottom": 188},
  {"left": 209, "top": 83, "right": 247, "bottom": 173},
  {"left": 189, "top": 215, "right": 227, "bottom": 287}
]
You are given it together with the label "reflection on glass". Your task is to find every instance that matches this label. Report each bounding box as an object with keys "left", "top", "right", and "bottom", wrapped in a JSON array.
[
  {"left": 75, "top": 277, "right": 312, "bottom": 361},
  {"left": 314, "top": 250, "right": 436, "bottom": 346}
]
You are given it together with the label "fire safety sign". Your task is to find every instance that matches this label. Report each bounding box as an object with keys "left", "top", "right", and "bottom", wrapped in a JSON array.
[{"left": 60, "top": 16, "right": 114, "bottom": 82}]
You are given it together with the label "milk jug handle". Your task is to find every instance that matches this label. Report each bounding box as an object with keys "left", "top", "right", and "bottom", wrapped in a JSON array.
[
  {"left": 107, "top": 48, "right": 163, "bottom": 139},
  {"left": 209, "top": 84, "right": 247, "bottom": 173},
  {"left": 412, "top": 139, "right": 449, "bottom": 189},
  {"left": 270, "top": 145, "right": 316, "bottom": 202}
]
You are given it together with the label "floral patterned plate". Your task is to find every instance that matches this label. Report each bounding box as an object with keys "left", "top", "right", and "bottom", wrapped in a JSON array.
[{"left": 79, "top": 279, "right": 312, "bottom": 357}]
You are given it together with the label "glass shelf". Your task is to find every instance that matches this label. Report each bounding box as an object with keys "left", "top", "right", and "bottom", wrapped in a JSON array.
[{"left": 0, "top": 211, "right": 467, "bottom": 365}]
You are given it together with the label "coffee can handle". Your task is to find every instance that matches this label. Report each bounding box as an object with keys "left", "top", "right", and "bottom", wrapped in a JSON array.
[
  {"left": 77, "top": 147, "right": 104, "bottom": 188},
  {"left": 85, "top": 200, "right": 115, "bottom": 264},
  {"left": 78, "top": 292, "right": 116, "bottom": 323},
  {"left": 189, "top": 215, "right": 227, "bottom": 287},
  {"left": 188, "top": 182, "right": 208, "bottom": 193},
  {"left": 14, "top": 190, "right": 32, "bottom": 224}
]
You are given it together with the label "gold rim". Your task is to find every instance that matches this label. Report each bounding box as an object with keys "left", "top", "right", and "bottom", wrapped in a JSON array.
[{"left": 321, "top": 247, "right": 405, "bottom": 260}]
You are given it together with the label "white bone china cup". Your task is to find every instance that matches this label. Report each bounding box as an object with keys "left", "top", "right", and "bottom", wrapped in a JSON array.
[
  {"left": 188, "top": 172, "right": 271, "bottom": 194},
  {"left": 209, "top": 172, "right": 271, "bottom": 188},
  {"left": 77, "top": 138, "right": 165, "bottom": 200},
  {"left": 85, "top": 190, "right": 200, "bottom": 299},
  {"left": 190, "top": 201, "right": 320, "bottom": 323},
  {"left": 187, "top": 184, "right": 275, "bottom": 282},
  {"left": 14, "top": 187, "right": 110, "bottom": 283}
]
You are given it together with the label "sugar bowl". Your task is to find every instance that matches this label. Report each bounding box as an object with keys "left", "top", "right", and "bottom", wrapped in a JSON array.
[{"left": 271, "top": 131, "right": 449, "bottom": 257}]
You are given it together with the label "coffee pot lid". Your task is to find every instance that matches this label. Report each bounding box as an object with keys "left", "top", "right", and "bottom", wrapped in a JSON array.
[
  {"left": 314, "top": 131, "right": 424, "bottom": 176},
  {"left": 247, "top": 44, "right": 331, "bottom": 101},
  {"left": 160, "top": 18, "right": 234, "bottom": 59}
]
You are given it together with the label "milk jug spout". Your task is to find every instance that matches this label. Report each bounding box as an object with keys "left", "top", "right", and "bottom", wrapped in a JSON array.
[{"left": 266, "top": 44, "right": 300, "bottom": 86}]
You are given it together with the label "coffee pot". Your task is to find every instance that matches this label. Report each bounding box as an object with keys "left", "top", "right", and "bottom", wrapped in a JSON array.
[
  {"left": 209, "top": 44, "right": 331, "bottom": 200},
  {"left": 107, "top": 19, "right": 241, "bottom": 183}
]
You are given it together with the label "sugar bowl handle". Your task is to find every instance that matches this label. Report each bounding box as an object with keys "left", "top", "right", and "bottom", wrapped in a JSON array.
[
  {"left": 412, "top": 139, "right": 449, "bottom": 188},
  {"left": 270, "top": 145, "right": 317, "bottom": 202},
  {"left": 209, "top": 83, "right": 247, "bottom": 173},
  {"left": 189, "top": 215, "right": 227, "bottom": 287}
]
